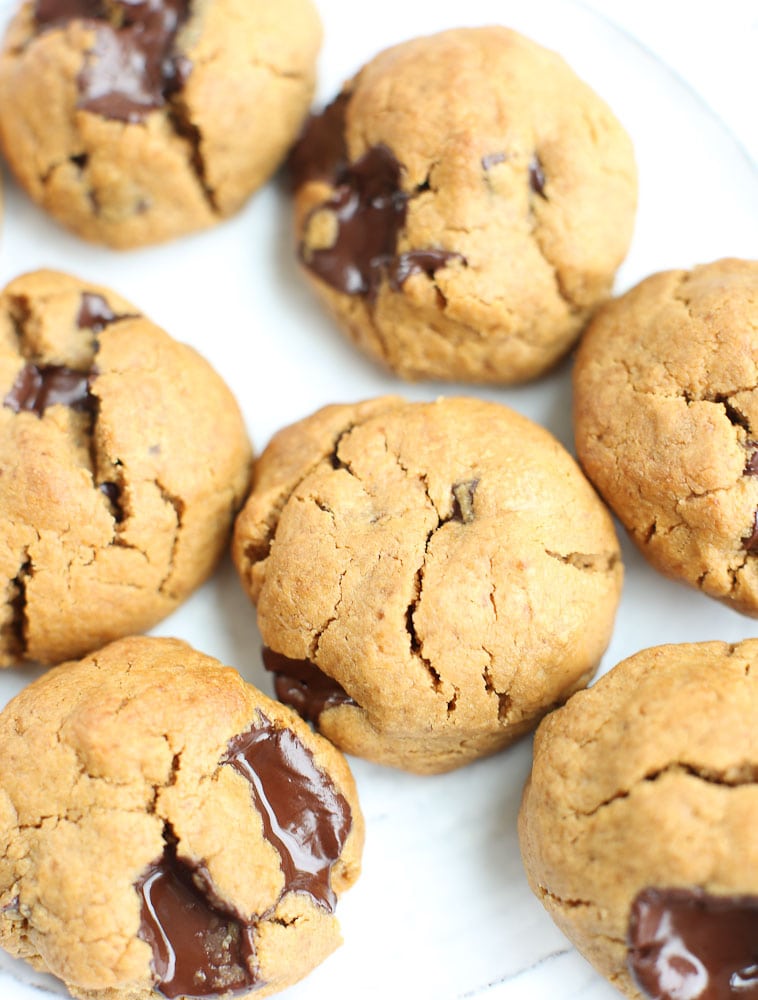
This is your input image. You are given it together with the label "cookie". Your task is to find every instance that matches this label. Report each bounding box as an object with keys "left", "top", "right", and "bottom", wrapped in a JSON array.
[
  {"left": 233, "top": 396, "right": 622, "bottom": 774},
  {"left": 290, "top": 26, "right": 637, "bottom": 384},
  {"left": 0, "top": 0, "right": 321, "bottom": 248},
  {"left": 519, "top": 639, "right": 758, "bottom": 1000},
  {"left": 574, "top": 258, "right": 758, "bottom": 616},
  {"left": 0, "top": 635, "right": 363, "bottom": 999},
  {"left": 0, "top": 269, "right": 252, "bottom": 666}
]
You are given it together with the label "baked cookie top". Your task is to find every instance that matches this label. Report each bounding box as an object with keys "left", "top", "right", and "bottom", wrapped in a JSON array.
[
  {"left": 0, "top": 636, "right": 363, "bottom": 999},
  {"left": 519, "top": 639, "right": 758, "bottom": 999},
  {"left": 574, "top": 258, "right": 758, "bottom": 616},
  {"left": 291, "top": 26, "right": 637, "bottom": 384},
  {"left": 0, "top": 0, "right": 321, "bottom": 247},
  {"left": 234, "top": 396, "right": 622, "bottom": 773},
  {"left": 0, "top": 269, "right": 252, "bottom": 666}
]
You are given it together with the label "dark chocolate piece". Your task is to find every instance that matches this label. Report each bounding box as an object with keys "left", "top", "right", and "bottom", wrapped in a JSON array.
[
  {"left": 742, "top": 511, "right": 758, "bottom": 553},
  {"left": 262, "top": 647, "right": 356, "bottom": 724},
  {"left": 450, "top": 479, "right": 479, "bottom": 524},
  {"left": 386, "top": 249, "right": 466, "bottom": 291},
  {"left": 4, "top": 363, "right": 93, "bottom": 417},
  {"left": 745, "top": 443, "right": 758, "bottom": 476},
  {"left": 529, "top": 155, "right": 546, "bottom": 198},
  {"left": 629, "top": 887, "right": 758, "bottom": 999},
  {"left": 482, "top": 152, "right": 506, "bottom": 170},
  {"left": 137, "top": 842, "right": 258, "bottom": 999},
  {"left": 300, "top": 143, "right": 408, "bottom": 299},
  {"left": 34, "top": 0, "right": 191, "bottom": 122},
  {"left": 223, "top": 719, "right": 351, "bottom": 912},
  {"left": 289, "top": 92, "right": 350, "bottom": 190},
  {"left": 77, "top": 292, "right": 118, "bottom": 333}
]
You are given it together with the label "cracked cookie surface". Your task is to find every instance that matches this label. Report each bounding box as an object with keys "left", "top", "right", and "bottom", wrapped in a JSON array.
[
  {"left": 290, "top": 26, "right": 637, "bottom": 384},
  {"left": 574, "top": 258, "right": 758, "bottom": 616},
  {"left": 233, "top": 396, "right": 622, "bottom": 774},
  {"left": 0, "top": 0, "right": 321, "bottom": 247},
  {"left": 519, "top": 639, "right": 758, "bottom": 999},
  {"left": 0, "top": 269, "right": 252, "bottom": 666},
  {"left": 0, "top": 635, "right": 363, "bottom": 999}
]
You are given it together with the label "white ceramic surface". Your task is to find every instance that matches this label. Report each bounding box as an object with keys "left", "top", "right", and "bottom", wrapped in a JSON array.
[{"left": 0, "top": 1, "right": 755, "bottom": 998}]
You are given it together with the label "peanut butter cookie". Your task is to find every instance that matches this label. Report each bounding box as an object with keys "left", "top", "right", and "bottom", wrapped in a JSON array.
[{"left": 233, "top": 396, "right": 622, "bottom": 774}]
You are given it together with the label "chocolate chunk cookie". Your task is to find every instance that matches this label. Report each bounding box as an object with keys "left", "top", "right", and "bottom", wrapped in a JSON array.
[
  {"left": 0, "top": 635, "right": 363, "bottom": 999},
  {"left": 519, "top": 639, "right": 758, "bottom": 1000},
  {"left": 574, "top": 258, "right": 758, "bottom": 616},
  {"left": 233, "top": 396, "right": 622, "bottom": 774},
  {"left": 0, "top": 0, "right": 321, "bottom": 247},
  {"left": 0, "top": 269, "right": 251, "bottom": 666},
  {"left": 290, "top": 27, "right": 637, "bottom": 384}
]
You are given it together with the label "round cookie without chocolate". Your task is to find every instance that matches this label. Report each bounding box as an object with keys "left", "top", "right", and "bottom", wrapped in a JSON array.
[
  {"left": 291, "top": 27, "right": 637, "bottom": 383},
  {"left": 574, "top": 258, "right": 758, "bottom": 616},
  {"left": 233, "top": 396, "right": 622, "bottom": 774},
  {"left": 0, "top": 270, "right": 252, "bottom": 666},
  {"left": 0, "top": 0, "right": 321, "bottom": 247},
  {"left": 519, "top": 639, "right": 758, "bottom": 1000},
  {"left": 0, "top": 636, "right": 364, "bottom": 999}
]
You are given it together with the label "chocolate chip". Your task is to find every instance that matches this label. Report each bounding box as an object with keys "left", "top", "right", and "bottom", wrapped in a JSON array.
[
  {"left": 746, "top": 446, "right": 758, "bottom": 476},
  {"left": 77, "top": 292, "right": 117, "bottom": 333},
  {"left": 529, "top": 155, "right": 546, "bottom": 198},
  {"left": 300, "top": 143, "right": 408, "bottom": 299},
  {"left": 742, "top": 511, "right": 758, "bottom": 552},
  {"left": 628, "top": 887, "right": 758, "bottom": 999},
  {"left": 450, "top": 479, "right": 479, "bottom": 524},
  {"left": 481, "top": 152, "right": 506, "bottom": 170},
  {"left": 35, "top": 0, "right": 192, "bottom": 123},
  {"left": 223, "top": 718, "right": 352, "bottom": 912},
  {"left": 98, "top": 481, "right": 123, "bottom": 522},
  {"left": 262, "top": 646, "right": 356, "bottom": 724},
  {"left": 137, "top": 838, "right": 259, "bottom": 999},
  {"left": 3, "top": 363, "right": 94, "bottom": 417},
  {"left": 289, "top": 92, "right": 351, "bottom": 191},
  {"left": 385, "top": 249, "right": 466, "bottom": 291}
]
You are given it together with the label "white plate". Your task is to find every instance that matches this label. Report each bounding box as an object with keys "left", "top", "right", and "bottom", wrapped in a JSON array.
[{"left": 0, "top": 1, "right": 756, "bottom": 998}]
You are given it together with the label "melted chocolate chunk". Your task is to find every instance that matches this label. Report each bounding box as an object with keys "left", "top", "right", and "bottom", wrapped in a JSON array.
[
  {"left": 481, "top": 152, "right": 506, "bottom": 170},
  {"left": 629, "top": 887, "right": 758, "bottom": 999},
  {"left": 34, "top": 0, "right": 191, "bottom": 122},
  {"left": 450, "top": 479, "right": 479, "bottom": 524},
  {"left": 529, "top": 155, "right": 547, "bottom": 198},
  {"left": 4, "top": 363, "right": 93, "bottom": 417},
  {"left": 742, "top": 511, "right": 758, "bottom": 553},
  {"left": 745, "top": 443, "right": 758, "bottom": 476},
  {"left": 300, "top": 143, "right": 408, "bottom": 299},
  {"left": 137, "top": 842, "right": 258, "bottom": 999},
  {"left": 223, "top": 719, "right": 351, "bottom": 912},
  {"left": 289, "top": 92, "right": 350, "bottom": 190},
  {"left": 386, "top": 249, "right": 466, "bottom": 291},
  {"left": 77, "top": 292, "right": 118, "bottom": 333},
  {"left": 262, "top": 647, "right": 356, "bottom": 724}
]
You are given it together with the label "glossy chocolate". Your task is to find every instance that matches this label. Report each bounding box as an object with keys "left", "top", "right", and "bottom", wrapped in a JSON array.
[
  {"left": 224, "top": 719, "right": 351, "bottom": 912},
  {"left": 77, "top": 292, "right": 118, "bottom": 333},
  {"left": 34, "top": 0, "right": 191, "bottom": 122},
  {"left": 301, "top": 143, "right": 409, "bottom": 299},
  {"left": 262, "top": 647, "right": 356, "bottom": 724},
  {"left": 450, "top": 479, "right": 479, "bottom": 524},
  {"left": 629, "top": 887, "right": 758, "bottom": 999},
  {"left": 742, "top": 512, "right": 758, "bottom": 552},
  {"left": 3, "top": 363, "right": 93, "bottom": 416},
  {"left": 386, "top": 249, "right": 466, "bottom": 291},
  {"left": 137, "top": 844, "right": 258, "bottom": 999},
  {"left": 529, "top": 155, "right": 547, "bottom": 197},
  {"left": 289, "top": 92, "right": 350, "bottom": 190}
]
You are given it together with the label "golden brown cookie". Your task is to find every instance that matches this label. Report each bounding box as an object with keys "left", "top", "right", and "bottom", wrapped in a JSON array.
[
  {"left": 0, "top": 269, "right": 252, "bottom": 666},
  {"left": 0, "top": 635, "right": 363, "bottom": 999},
  {"left": 519, "top": 639, "right": 758, "bottom": 1000},
  {"left": 0, "top": 0, "right": 321, "bottom": 248},
  {"left": 574, "top": 258, "right": 758, "bottom": 616},
  {"left": 290, "top": 26, "right": 637, "bottom": 384},
  {"left": 233, "top": 396, "right": 622, "bottom": 774}
]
